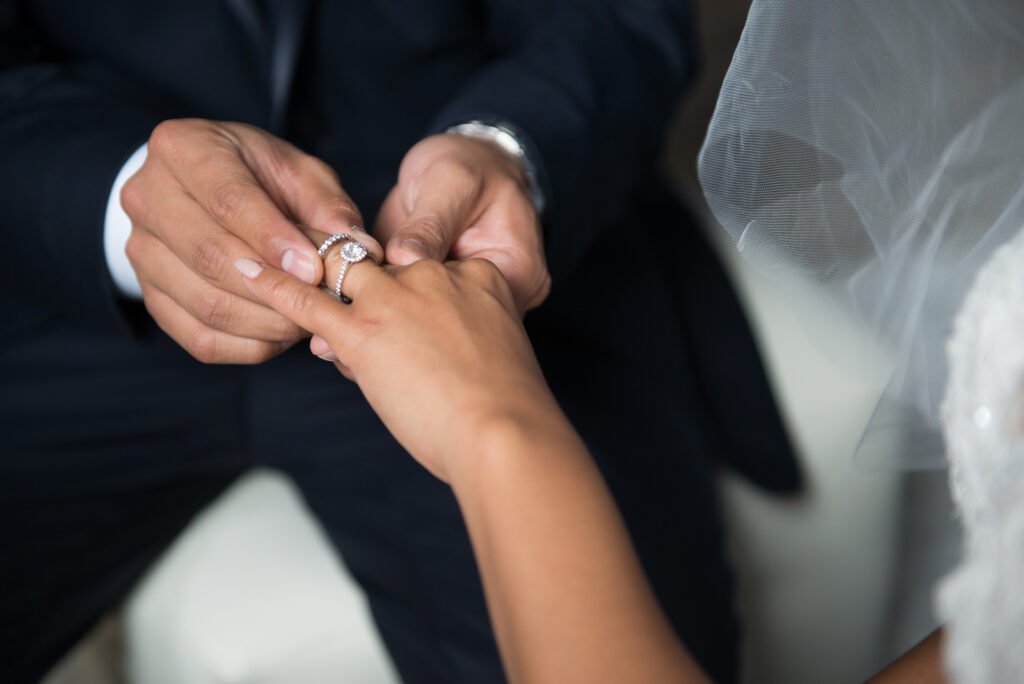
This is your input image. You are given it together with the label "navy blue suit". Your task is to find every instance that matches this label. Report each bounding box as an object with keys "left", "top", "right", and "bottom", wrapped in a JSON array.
[{"left": 0, "top": 2, "right": 796, "bottom": 682}]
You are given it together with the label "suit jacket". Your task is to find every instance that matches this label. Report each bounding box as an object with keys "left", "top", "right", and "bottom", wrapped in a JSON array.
[
  {"left": 0, "top": 0, "right": 796, "bottom": 490},
  {"left": 0, "top": 0, "right": 692, "bottom": 329},
  {"left": 0, "top": 5, "right": 803, "bottom": 682}
]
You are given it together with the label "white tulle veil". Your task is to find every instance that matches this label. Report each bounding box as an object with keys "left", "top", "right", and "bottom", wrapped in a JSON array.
[{"left": 698, "top": 0, "right": 1024, "bottom": 467}]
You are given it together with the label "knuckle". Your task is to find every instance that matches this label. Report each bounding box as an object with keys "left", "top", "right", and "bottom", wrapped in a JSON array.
[
  {"left": 405, "top": 213, "right": 447, "bottom": 244},
  {"left": 313, "top": 196, "right": 361, "bottom": 228},
  {"left": 189, "top": 235, "right": 230, "bottom": 281},
  {"left": 187, "top": 328, "right": 219, "bottom": 364},
  {"left": 248, "top": 347, "right": 280, "bottom": 365},
  {"left": 123, "top": 229, "right": 142, "bottom": 262},
  {"left": 536, "top": 272, "right": 553, "bottom": 301},
  {"left": 441, "top": 158, "right": 483, "bottom": 194},
  {"left": 408, "top": 257, "right": 446, "bottom": 279},
  {"left": 149, "top": 119, "right": 191, "bottom": 157},
  {"left": 463, "top": 257, "right": 504, "bottom": 286},
  {"left": 119, "top": 174, "right": 147, "bottom": 219},
  {"left": 123, "top": 232, "right": 144, "bottom": 266},
  {"left": 208, "top": 180, "right": 248, "bottom": 224},
  {"left": 301, "top": 155, "right": 340, "bottom": 184},
  {"left": 193, "top": 288, "right": 231, "bottom": 328},
  {"left": 267, "top": 277, "right": 316, "bottom": 316}
]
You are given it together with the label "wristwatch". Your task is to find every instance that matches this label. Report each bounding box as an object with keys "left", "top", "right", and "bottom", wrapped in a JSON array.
[{"left": 445, "top": 120, "right": 546, "bottom": 215}]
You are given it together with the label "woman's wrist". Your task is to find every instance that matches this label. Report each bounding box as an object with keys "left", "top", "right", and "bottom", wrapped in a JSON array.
[{"left": 447, "top": 400, "right": 587, "bottom": 500}]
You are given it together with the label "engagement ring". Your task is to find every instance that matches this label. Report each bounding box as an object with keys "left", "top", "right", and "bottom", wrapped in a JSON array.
[{"left": 334, "top": 240, "right": 372, "bottom": 304}]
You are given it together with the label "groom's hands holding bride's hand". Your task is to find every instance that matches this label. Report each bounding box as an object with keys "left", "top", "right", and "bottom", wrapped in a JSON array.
[{"left": 308, "top": 132, "right": 551, "bottom": 361}]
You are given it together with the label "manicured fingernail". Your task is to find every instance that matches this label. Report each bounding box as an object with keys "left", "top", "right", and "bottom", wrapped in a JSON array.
[
  {"left": 234, "top": 258, "right": 263, "bottom": 279},
  {"left": 316, "top": 351, "right": 339, "bottom": 362},
  {"left": 282, "top": 249, "right": 316, "bottom": 283},
  {"left": 400, "top": 238, "right": 431, "bottom": 259}
]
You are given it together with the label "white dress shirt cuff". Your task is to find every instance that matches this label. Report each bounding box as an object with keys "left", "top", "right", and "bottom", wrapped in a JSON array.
[{"left": 104, "top": 143, "right": 148, "bottom": 299}]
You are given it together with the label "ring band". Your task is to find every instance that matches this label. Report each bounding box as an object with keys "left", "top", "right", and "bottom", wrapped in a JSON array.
[
  {"left": 334, "top": 240, "right": 375, "bottom": 303},
  {"left": 316, "top": 232, "right": 355, "bottom": 257}
]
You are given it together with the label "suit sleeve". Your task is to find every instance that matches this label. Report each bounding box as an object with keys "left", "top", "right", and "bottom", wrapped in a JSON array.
[
  {"left": 430, "top": 0, "right": 697, "bottom": 279},
  {"left": 0, "top": 2, "right": 160, "bottom": 332}
]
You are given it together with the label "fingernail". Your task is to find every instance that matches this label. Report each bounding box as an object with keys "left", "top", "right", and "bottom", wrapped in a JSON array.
[
  {"left": 234, "top": 258, "right": 263, "bottom": 279},
  {"left": 400, "top": 238, "right": 431, "bottom": 259},
  {"left": 316, "top": 351, "right": 339, "bottom": 362},
  {"left": 282, "top": 249, "right": 316, "bottom": 283}
]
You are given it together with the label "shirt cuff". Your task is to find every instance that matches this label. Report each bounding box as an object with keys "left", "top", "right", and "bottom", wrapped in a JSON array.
[{"left": 103, "top": 143, "right": 148, "bottom": 299}]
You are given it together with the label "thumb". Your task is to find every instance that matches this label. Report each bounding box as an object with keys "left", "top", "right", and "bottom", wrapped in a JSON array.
[{"left": 386, "top": 162, "right": 478, "bottom": 265}]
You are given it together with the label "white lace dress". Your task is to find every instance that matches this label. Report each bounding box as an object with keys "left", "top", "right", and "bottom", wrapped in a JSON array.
[{"left": 938, "top": 227, "right": 1024, "bottom": 683}]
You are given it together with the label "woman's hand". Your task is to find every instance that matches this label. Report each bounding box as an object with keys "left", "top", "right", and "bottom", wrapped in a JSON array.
[
  {"left": 239, "top": 230, "right": 713, "bottom": 684},
  {"left": 234, "top": 229, "right": 562, "bottom": 482}
]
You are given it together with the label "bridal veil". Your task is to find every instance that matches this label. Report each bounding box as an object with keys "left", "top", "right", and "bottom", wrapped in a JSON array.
[{"left": 698, "top": 0, "right": 1024, "bottom": 468}]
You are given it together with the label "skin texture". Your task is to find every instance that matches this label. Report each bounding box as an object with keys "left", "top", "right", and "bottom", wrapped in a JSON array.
[
  {"left": 235, "top": 250, "right": 705, "bottom": 683},
  {"left": 122, "top": 119, "right": 547, "bottom": 365},
  {"left": 309, "top": 132, "right": 550, "bottom": 359},
  {"left": 123, "top": 119, "right": 375, "bottom": 364},
  {"left": 235, "top": 245, "right": 951, "bottom": 684},
  {"left": 375, "top": 133, "right": 550, "bottom": 313}
]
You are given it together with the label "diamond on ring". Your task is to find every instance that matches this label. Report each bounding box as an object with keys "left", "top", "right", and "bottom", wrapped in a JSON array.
[{"left": 334, "top": 240, "right": 371, "bottom": 303}]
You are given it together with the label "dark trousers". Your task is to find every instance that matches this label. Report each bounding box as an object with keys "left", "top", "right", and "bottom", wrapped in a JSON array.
[{"left": 0, "top": 214, "right": 739, "bottom": 684}]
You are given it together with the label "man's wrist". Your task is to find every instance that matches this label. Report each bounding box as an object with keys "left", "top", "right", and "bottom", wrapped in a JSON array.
[{"left": 445, "top": 120, "right": 546, "bottom": 215}]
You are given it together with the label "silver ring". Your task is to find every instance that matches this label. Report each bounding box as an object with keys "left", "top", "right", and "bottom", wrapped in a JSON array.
[
  {"left": 316, "top": 232, "right": 355, "bottom": 257},
  {"left": 334, "top": 240, "right": 374, "bottom": 303}
]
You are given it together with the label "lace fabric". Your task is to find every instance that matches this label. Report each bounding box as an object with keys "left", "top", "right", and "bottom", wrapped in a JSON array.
[{"left": 939, "top": 228, "right": 1024, "bottom": 683}]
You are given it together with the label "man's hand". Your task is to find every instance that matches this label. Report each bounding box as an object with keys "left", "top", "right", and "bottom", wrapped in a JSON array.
[
  {"left": 122, "top": 119, "right": 378, "bottom": 363},
  {"left": 374, "top": 133, "right": 551, "bottom": 314}
]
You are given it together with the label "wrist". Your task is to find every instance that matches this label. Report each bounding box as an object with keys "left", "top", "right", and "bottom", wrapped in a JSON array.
[
  {"left": 448, "top": 401, "right": 585, "bottom": 500},
  {"left": 445, "top": 120, "right": 546, "bottom": 215}
]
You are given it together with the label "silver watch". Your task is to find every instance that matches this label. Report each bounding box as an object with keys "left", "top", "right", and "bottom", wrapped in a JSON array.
[{"left": 445, "top": 120, "right": 546, "bottom": 215}]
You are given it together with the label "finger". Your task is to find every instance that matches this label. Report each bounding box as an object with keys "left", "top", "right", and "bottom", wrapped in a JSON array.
[
  {"left": 309, "top": 334, "right": 334, "bottom": 359},
  {"left": 448, "top": 196, "right": 551, "bottom": 312},
  {"left": 293, "top": 227, "right": 387, "bottom": 303},
  {"left": 130, "top": 231, "right": 306, "bottom": 340},
  {"left": 371, "top": 186, "right": 408, "bottom": 246},
  {"left": 141, "top": 284, "right": 289, "bottom": 364},
  {"left": 333, "top": 360, "right": 356, "bottom": 381},
  {"left": 235, "top": 258, "right": 372, "bottom": 347},
  {"left": 234, "top": 127, "right": 366, "bottom": 239},
  {"left": 454, "top": 257, "right": 523, "bottom": 317},
  {"left": 469, "top": 245, "right": 551, "bottom": 313},
  {"left": 306, "top": 337, "right": 356, "bottom": 380},
  {"left": 385, "top": 159, "right": 483, "bottom": 265},
  {"left": 149, "top": 120, "right": 322, "bottom": 284},
  {"left": 126, "top": 182, "right": 316, "bottom": 308}
]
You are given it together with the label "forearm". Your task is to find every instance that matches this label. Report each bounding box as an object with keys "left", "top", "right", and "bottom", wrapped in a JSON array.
[{"left": 450, "top": 409, "right": 708, "bottom": 684}]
